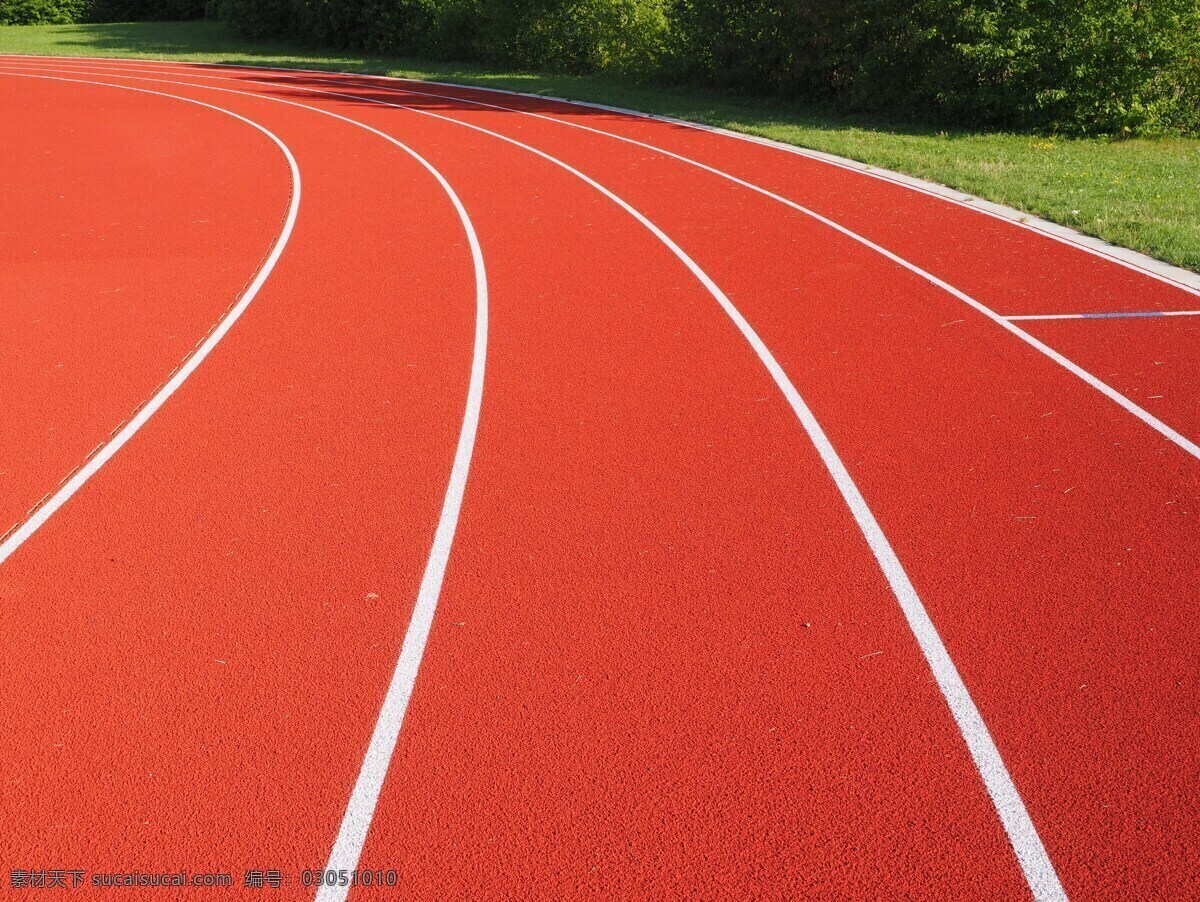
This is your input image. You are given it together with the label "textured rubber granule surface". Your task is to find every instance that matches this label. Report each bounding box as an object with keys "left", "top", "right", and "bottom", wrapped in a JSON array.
[
  {"left": 0, "top": 76, "right": 288, "bottom": 534},
  {"left": 0, "top": 56, "right": 1197, "bottom": 901}
]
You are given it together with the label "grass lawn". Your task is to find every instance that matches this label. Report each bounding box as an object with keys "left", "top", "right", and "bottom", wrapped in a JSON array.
[{"left": 2, "top": 20, "right": 1198, "bottom": 274}]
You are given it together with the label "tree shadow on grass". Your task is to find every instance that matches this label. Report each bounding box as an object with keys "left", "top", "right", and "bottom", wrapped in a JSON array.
[
  {"left": 34, "top": 21, "right": 969, "bottom": 143},
  {"left": 40, "top": 21, "right": 308, "bottom": 58}
]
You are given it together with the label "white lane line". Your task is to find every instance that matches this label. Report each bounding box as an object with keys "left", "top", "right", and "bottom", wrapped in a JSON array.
[
  {"left": 0, "top": 63, "right": 490, "bottom": 902},
  {"left": 277, "top": 69, "right": 1199, "bottom": 465},
  {"left": 22, "top": 60, "right": 1066, "bottom": 900},
  {"left": 1007, "top": 309, "right": 1200, "bottom": 321},
  {"left": 93, "top": 57, "right": 1198, "bottom": 467},
  {"left": 26, "top": 57, "right": 1200, "bottom": 467},
  {"left": 306, "top": 111, "right": 488, "bottom": 902},
  {"left": 0, "top": 71, "right": 301, "bottom": 567},
  {"left": 10, "top": 50, "right": 1193, "bottom": 298}
]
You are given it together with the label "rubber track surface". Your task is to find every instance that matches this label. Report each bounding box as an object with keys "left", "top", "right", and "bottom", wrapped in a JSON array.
[{"left": 0, "top": 57, "right": 1196, "bottom": 900}]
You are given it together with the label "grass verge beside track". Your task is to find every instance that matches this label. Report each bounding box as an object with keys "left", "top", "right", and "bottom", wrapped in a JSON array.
[{"left": 2, "top": 19, "right": 1198, "bottom": 273}]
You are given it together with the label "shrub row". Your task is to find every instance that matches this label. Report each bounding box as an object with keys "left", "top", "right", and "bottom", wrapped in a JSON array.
[
  {"left": 5, "top": 0, "right": 1197, "bottom": 135},
  {"left": 1, "top": 0, "right": 88, "bottom": 23},
  {"left": 213, "top": 0, "right": 1200, "bottom": 135},
  {"left": 1, "top": 0, "right": 204, "bottom": 24}
]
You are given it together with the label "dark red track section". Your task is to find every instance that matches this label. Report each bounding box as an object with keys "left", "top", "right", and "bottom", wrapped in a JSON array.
[{"left": 0, "top": 57, "right": 1197, "bottom": 900}]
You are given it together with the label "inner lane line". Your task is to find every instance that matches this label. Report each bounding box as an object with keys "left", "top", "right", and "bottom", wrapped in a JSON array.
[
  {"left": 46, "top": 56, "right": 1199, "bottom": 467},
  {"left": 96, "top": 62, "right": 1065, "bottom": 900},
  {"left": 0, "top": 71, "right": 301, "bottom": 568},
  {"left": 2, "top": 60, "right": 1065, "bottom": 900},
  {"left": 0, "top": 62, "right": 492, "bottom": 902}
]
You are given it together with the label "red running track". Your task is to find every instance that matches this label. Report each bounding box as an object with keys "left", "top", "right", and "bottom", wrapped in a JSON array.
[{"left": 0, "top": 56, "right": 1197, "bottom": 900}]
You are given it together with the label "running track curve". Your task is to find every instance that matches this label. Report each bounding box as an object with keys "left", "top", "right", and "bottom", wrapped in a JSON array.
[{"left": 0, "top": 56, "right": 1196, "bottom": 900}]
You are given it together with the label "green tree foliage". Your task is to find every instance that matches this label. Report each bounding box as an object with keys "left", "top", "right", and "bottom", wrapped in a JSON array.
[
  {"left": 0, "top": 0, "right": 204, "bottom": 23},
  {"left": 5, "top": 0, "right": 1197, "bottom": 134},
  {"left": 1, "top": 0, "right": 89, "bottom": 23},
  {"left": 477, "top": 0, "right": 668, "bottom": 73},
  {"left": 210, "top": 0, "right": 1199, "bottom": 133},
  {"left": 664, "top": 0, "right": 1200, "bottom": 133}
]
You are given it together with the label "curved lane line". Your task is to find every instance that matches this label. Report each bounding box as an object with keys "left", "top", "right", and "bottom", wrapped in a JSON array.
[
  {"left": 0, "top": 71, "right": 301, "bottom": 567},
  {"left": 238, "top": 66, "right": 1200, "bottom": 464},
  {"left": 5, "top": 51, "right": 1193, "bottom": 297},
  {"left": 28, "top": 56, "right": 1199, "bottom": 464},
  {"left": 0, "top": 62, "right": 491, "bottom": 901},
  {"left": 346, "top": 70, "right": 1200, "bottom": 297},
  {"left": 7, "top": 61, "right": 1067, "bottom": 899}
]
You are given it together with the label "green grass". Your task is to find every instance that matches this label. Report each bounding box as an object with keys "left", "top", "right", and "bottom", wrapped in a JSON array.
[{"left": 3, "top": 20, "right": 1199, "bottom": 273}]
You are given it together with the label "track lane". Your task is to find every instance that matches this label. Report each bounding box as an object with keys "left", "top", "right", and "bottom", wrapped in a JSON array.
[
  {"left": 0, "top": 74, "right": 290, "bottom": 541},
  {"left": 332, "top": 77, "right": 1199, "bottom": 899},
  {"left": 296, "top": 71, "right": 1200, "bottom": 899},
  {"left": 40, "top": 56, "right": 1192, "bottom": 311},
  {"left": 256, "top": 70, "right": 1200, "bottom": 460},
  {"left": 256, "top": 67, "right": 1200, "bottom": 463},
  {"left": 75, "top": 59, "right": 1200, "bottom": 898},
  {"left": 273, "top": 83, "right": 1035, "bottom": 900},
  {"left": 1018, "top": 315, "right": 1200, "bottom": 442},
  {"left": 38, "top": 58, "right": 1198, "bottom": 461},
  {"left": 222, "top": 64, "right": 1199, "bottom": 312},
  {"left": 12, "top": 58, "right": 1198, "bottom": 310},
  {"left": 0, "top": 69, "right": 480, "bottom": 891},
  {"left": 2, "top": 63, "right": 1042, "bottom": 897},
  {"left": 4, "top": 56, "right": 1195, "bottom": 897}
]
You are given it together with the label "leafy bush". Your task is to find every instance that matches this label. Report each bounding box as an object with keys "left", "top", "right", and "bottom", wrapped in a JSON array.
[
  {"left": 478, "top": 0, "right": 667, "bottom": 74},
  {"left": 87, "top": 0, "right": 206, "bottom": 19},
  {"left": 5, "top": 0, "right": 1197, "bottom": 135},
  {"left": 214, "top": 0, "right": 668, "bottom": 72},
  {"left": 1, "top": 0, "right": 204, "bottom": 23},
  {"left": 1, "top": 0, "right": 88, "bottom": 23},
  {"left": 289, "top": 0, "right": 367, "bottom": 46},
  {"left": 211, "top": 0, "right": 291, "bottom": 36},
  {"left": 664, "top": 0, "right": 1200, "bottom": 135},
  {"left": 360, "top": 0, "right": 437, "bottom": 55}
]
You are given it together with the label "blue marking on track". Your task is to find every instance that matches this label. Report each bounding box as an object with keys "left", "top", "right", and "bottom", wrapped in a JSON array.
[{"left": 1080, "top": 311, "right": 1165, "bottom": 319}]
